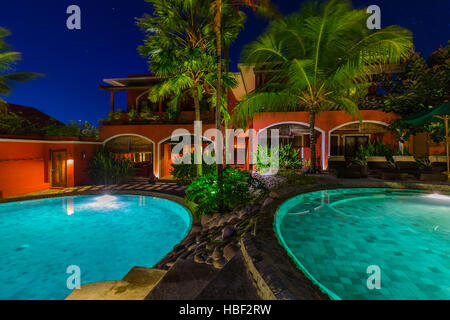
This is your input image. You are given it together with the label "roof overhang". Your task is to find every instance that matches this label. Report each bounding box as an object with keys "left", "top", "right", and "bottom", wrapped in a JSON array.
[{"left": 100, "top": 76, "right": 164, "bottom": 91}]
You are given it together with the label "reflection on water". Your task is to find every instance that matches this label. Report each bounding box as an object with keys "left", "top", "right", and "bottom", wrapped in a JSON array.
[{"left": 63, "top": 195, "right": 124, "bottom": 215}]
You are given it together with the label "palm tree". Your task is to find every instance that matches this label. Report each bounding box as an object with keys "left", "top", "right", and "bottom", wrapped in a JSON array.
[
  {"left": 210, "top": 0, "right": 276, "bottom": 211},
  {"left": 139, "top": 0, "right": 215, "bottom": 176},
  {"left": 0, "top": 27, "right": 40, "bottom": 113},
  {"left": 232, "top": 0, "right": 413, "bottom": 172}
]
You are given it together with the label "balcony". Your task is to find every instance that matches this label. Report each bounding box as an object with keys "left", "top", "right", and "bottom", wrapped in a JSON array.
[{"left": 99, "top": 110, "right": 215, "bottom": 126}]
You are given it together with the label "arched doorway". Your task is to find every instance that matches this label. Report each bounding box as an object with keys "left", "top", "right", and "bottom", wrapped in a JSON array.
[
  {"left": 328, "top": 121, "right": 394, "bottom": 157},
  {"left": 257, "top": 122, "right": 326, "bottom": 170},
  {"left": 157, "top": 134, "right": 213, "bottom": 179},
  {"left": 104, "top": 134, "right": 155, "bottom": 178}
]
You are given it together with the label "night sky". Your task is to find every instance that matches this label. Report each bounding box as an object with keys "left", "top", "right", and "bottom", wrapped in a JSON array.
[{"left": 0, "top": 0, "right": 449, "bottom": 125}]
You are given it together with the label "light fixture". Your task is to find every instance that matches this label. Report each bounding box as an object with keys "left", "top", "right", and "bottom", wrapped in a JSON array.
[{"left": 67, "top": 154, "right": 74, "bottom": 165}]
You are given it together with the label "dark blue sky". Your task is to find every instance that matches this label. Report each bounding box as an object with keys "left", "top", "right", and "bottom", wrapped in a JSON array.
[{"left": 1, "top": 0, "right": 449, "bottom": 125}]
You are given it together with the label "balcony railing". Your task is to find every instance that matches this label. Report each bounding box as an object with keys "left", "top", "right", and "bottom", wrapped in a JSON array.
[{"left": 100, "top": 110, "right": 215, "bottom": 126}]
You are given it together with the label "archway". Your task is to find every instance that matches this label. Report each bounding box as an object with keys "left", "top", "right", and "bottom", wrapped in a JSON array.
[
  {"left": 328, "top": 121, "right": 395, "bottom": 157},
  {"left": 256, "top": 121, "right": 326, "bottom": 170},
  {"left": 157, "top": 134, "right": 214, "bottom": 179},
  {"left": 104, "top": 134, "right": 155, "bottom": 178}
]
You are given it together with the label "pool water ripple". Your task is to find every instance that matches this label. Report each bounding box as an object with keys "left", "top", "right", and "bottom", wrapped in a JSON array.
[
  {"left": 275, "top": 188, "right": 450, "bottom": 300},
  {"left": 0, "top": 195, "right": 191, "bottom": 300}
]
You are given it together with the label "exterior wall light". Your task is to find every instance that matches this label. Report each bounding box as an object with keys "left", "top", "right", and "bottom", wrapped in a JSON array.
[{"left": 67, "top": 154, "right": 74, "bottom": 165}]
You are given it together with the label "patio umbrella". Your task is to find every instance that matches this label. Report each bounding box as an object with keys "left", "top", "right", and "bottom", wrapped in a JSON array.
[{"left": 403, "top": 102, "right": 450, "bottom": 174}]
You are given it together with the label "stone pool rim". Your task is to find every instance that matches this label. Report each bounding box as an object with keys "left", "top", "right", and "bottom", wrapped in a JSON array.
[{"left": 248, "top": 179, "right": 450, "bottom": 300}]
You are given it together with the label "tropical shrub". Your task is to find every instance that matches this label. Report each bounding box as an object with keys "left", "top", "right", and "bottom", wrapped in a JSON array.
[
  {"left": 44, "top": 121, "right": 98, "bottom": 138},
  {"left": 88, "top": 148, "right": 135, "bottom": 185},
  {"left": 170, "top": 154, "right": 215, "bottom": 185},
  {"left": 279, "top": 143, "right": 303, "bottom": 170},
  {"left": 256, "top": 143, "right": 303, "bottom": 171},
  {"left": 276, "top": 170, "right": 316, "bottom": 185},
  {"left": 0, "top": 112, "right": 36, "bottom": 135},
  {"left": 107, "top": 110, "right": 124, "bottom": 121},
  {"left": 355, "top": 138, "right": 400, "bottom": 162},
  {"left": 185, "top": 166, "right": 267, "bottom": 216}
]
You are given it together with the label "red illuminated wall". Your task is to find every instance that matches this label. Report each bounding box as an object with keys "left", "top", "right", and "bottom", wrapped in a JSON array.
[{"left": 0, "top": 138, "right": 100, "bottom": 199}]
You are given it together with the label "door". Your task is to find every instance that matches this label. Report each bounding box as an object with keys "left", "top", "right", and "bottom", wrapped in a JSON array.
[
  {"left": 51, "top": 150, "right": 67, "bottom": 188},
  {"left": 345, "top": 136, "right": 369, "bottom": 157}
]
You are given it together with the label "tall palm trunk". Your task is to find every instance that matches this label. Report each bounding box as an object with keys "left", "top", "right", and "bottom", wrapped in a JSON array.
[
  {"left": 224, "top": 45, "right": 230, "bottom": 163},
  {"left": 193, "top": 81, "right": 203, "bottom": 176},
  {"left": 309, "top": 109, "right": 317, "bottom": 173},
  {"left": 214, "top": 0, "right": 223, "bottom": 211}
]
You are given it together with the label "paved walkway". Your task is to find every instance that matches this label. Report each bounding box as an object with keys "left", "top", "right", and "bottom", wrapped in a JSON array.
[{"left": 7, "top": 181, "right": 188, "bottom": 201}]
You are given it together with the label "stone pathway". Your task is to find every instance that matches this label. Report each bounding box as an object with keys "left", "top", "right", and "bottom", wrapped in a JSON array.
[{"left": 6, "top": 181, "right": 188, "bottom": 200}]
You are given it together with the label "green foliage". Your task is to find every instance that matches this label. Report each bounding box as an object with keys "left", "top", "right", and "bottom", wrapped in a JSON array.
[
  {"left": 0, "top": 27, "right": 42, "bottom": 112},
  {"left": 255, "top": 143, "right": 303, "bottom": 171},
  {"left": 107, "top": 110, "right": 123, "bottom": 121},
  {"left": 276, "top": 170, "right": 316, "bottom": 185},
  {"left": 355, "top": 138, "right": 400, "bottom": 162},
  {"left": 426, "top": 122, "right": 446, "bottom": 143},
  {"left": 170, "top": 154, "right": 215, "bottom": 185},
  {"left": 80, "top": 121, "right": 99, "bottom": 139},
  {"left": 279, "top": 143, "right": 303, "bottom": 170},
  {"left": 140, "top": 106, "right": 157, "bottom": 120},
  {"left": 88, "top": 148, "right": 135, "bottom": 185},
  {"left": 381, "top": 45, "right": 450, "bottom": 116},
  {"left": 43, "top": 121, "right": 98, "bottom": 138},
  {"left": 0, "top": 111, "right": 39, "bottom": 135},
  {"left": 381, "top": 44, "right": 450, "bottom": 141},
  {"left": 185, "top": 166, "right": 267, "bottom": 216},
  {"left": 44, "top": 121, "right": 80, "bottom": 137},
  {"left": 128, "top": 108, "right": 139, "bottom": 121},
  {"left": 415, "top": 157, "right": 432, "bottom": 170},
  {"left": 232, "top": 0, "right": 413, "bottom": 171}
]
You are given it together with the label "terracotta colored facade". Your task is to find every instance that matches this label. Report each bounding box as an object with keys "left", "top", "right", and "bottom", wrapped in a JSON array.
[
  {"left": 1, "top": 67, "right": 445, "bottom": 198},
  {"left": 0, "top": 137, "right": 100, "bottom": 198},
  {"left": 98, "top": 72, "right": 404, "bottom": 175}
]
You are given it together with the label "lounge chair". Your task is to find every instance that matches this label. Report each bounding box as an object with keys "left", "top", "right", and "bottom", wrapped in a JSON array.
[
  {"left": 328, "top": 156, "right": 346, "bottom": 173},
  {"left": 381, "top": 156, "right": 419, "bottom": 180},
  {"left": 418, "top": 155, "right": 448, "bottom": 181},
  {"left": 366, "top": 156, "right": 391, "bottom": 177},
  {"left": 429, "top": 155, "right": 447, "bottom": 173}
]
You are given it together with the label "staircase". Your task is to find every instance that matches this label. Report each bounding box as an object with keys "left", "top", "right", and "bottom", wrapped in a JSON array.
[
  {"left": 65, "top": 267, "right": 166, "bottom": 300},
  {"left": 145, "top": 252, "right": 260, "bottom": 300},
  {"left": 67, "top": 252, "right": 260, "bottom": 300}
]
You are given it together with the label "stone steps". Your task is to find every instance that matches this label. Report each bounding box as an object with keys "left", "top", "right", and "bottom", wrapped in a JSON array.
[
  {"left": 195, "top": 251, "right": 260, "bottom": 300},
  {"left": 145, "top": 251, "right": 260, "bottom": 300},
  {"left": 145, "top": 258, "right": 220, "bottom": 300},
  {"left": 65, "top": 267, "right": 166, "bottom": 300}
]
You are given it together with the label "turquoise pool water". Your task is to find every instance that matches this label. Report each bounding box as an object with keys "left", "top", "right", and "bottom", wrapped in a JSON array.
[
  {"left": 0, "top": 195, "right": 191, "bottom": 300},
  {"left": 275, "top": 188, "right": 450, "bottom": 300}
]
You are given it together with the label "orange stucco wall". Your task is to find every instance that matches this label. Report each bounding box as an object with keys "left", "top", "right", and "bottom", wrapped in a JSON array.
[
  {"left": 99, "top": 110, "right": 400, "bottom": 173},
  {"left": 0, "top": 141, "right": 49, "bottom": 198},
  {"left": 0, "top": 139, "right": 99, "bottom": 199},
  {"left": 100, "top": 123, "right": 216, "bottom": 177},
  {"left": 252, "top": 110, "right": 400, "bottom": 169}
]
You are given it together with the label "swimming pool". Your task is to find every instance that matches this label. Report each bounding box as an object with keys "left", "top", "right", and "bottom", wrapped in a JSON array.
[
  {"left": 274, "top": 188, "right": 450, "bottom": 300},
  {"left": 0, "top": 194, "right": 191, "bottom": 300}
]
